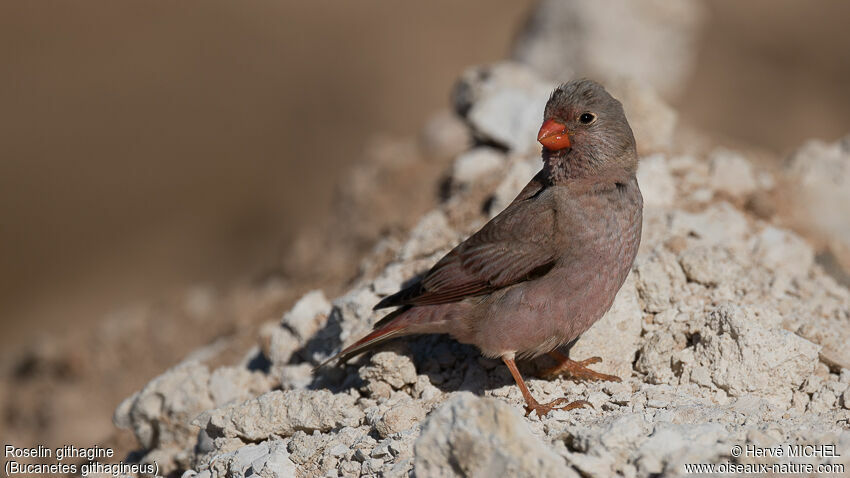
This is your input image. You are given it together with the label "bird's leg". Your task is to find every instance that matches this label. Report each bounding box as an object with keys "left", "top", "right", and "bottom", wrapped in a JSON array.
[
  {"left": 502, "top": 356, "right": 591, "bottom": 417},
  {"left": 540, "top": 350, "right": 621, "bottom": 382}
]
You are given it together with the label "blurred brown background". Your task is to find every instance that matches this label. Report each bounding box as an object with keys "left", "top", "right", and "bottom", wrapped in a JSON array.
[
  {"left": 1, "top": 0, "right": 849, "bottom": 351},
  {"left": 0, "top": 0, "right": 535, "bottom": 347}
]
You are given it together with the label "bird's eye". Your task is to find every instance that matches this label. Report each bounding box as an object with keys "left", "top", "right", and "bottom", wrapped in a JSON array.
[{"left": 579, "top": 113, "right": 596, "bottom": 125}]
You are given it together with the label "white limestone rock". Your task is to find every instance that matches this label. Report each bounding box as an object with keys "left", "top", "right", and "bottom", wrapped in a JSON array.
[{"left": 414, "top": 393, "right": 573, "bottom": 478}]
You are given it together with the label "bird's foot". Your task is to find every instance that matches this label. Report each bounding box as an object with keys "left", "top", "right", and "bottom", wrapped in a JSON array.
[
  {"left": 541, "top": 353, "right": 621, "bottom": 382},
  {"left": 523, "top": 397, "right": 592, "bottom": 417},
  {"left": 502, "top": 355, "right": 595, "bottom": 418}
]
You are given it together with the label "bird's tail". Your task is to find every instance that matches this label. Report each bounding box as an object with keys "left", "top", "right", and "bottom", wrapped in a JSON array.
[{"left": 316, "top": 307, "right": 411, "bottom": 369}]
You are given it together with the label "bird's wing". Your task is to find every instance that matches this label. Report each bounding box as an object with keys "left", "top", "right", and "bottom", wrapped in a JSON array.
[
  {"left": 512, "top": 169, "right": 549, "bottom": 202},
  {"left": 374, "top": 173, "right": 557, "bottom": 309}
]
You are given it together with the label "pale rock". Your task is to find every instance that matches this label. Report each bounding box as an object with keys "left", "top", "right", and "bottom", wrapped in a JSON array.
[
  {"left": 815, "top": 361, "right": 832, "bottom": 379},
  {"left": 636, "top": 208, "right": 670, "bottom": 258},
  {"left": 586, "top": 391, "right": 611, "bottom": 410},
  {"left": 453, "top": 62, "right": 555, "bottom": 153},
  {"left": 560, "top": 450, "right": 617, "bottom": 478},
  {"left": 677, "top": 245, "right": 742, "bottom": 287},
  {"left": 808, "top": 388, "right": 838, "bottom": 413},
  {"left": 390, "top": 433, "right": 416, "bottom": 459},
  {"left": 362, "top": 458, "right": 384, "bottom": 475},
  {"left": 634, "top": 248, "right": 687, "bottom": 313},
  {"left": 756, "top": 170, "right": 776, "bottom": 190},
  {"left": 708, "top": 148, "right": 757, "bottom": 197},
  {"left": 563, "top": 413, "right": 653, "bottom": 476},
  {"left": 636, "top": 328, "right": 685, "bottom": 385},
  {"left": 513, "top": 0, "right": 704, "bottom": 98},
  {"left": 413, "top": 375, "right": 442, "bottom": 402},
  {"left": 451, "top": 147, "right": 505, "bottom": 186},
  {"left": 359, "top": 351, "right": 418, "bottom": 391},
  {"left": 635, "top": 422, "right": 728, "bottom": 475},
  {"left": 282, "top": 290, "right": 332, "bottom": 341},
  {"left": 667, "top": 154, "right": 700, "bottom": 173},
  {"left": 415, "top": 393, "right": 570, "bottom": 478},
  {"left": 797, "top": 322, "right": 850, "bottom": 374},
  {"left": 278, "top": 363, "right": 313, "bottom": 390},
  {"left": 487, "top": 157, "right": 539, "bottom": 218},
  {"left": 385, "top": 458, "right": 414, "bottom": 478},
  {"left": 420, "top": 110, "right": 471, "bottom": 159},
  {"left": 327, "top": 443, "right": 350, "bottom": 458},
  {"left": 375, "top": 400, "right": 427, "bottom": 438},
  {"left": 198, "top": 389, "right": 364, "bottom": 441},
  {"left": 370, "top": 440, "right": 392, "bottom": 459},
  {"left": 320, "top": 455, "right": 338, "bottom": 474},
  {"left": 260, "top": 439, "right": 298, "bottom": 478},
  {"left": 207, "top": 442, "right": 275, "bottom": 478},
  {"left": 784, "top": 138, "right": 850, "bottom": 273},
  {"left": 636, "top": 154, "right": 676, "bottom": 207},
  {"left": 669, "top": 202, "right": 750, "bottom": 247},
  {"left": 792, "top": 389, "right": 810, "bottom": 412},
  {"left": 609, "top": 79, "right": 678, "bottom": 154},
  {"left": 348, "top": 433, "right": 378, "bottom": 462},
  {"left": 826, "top": 380, "right": 846, "bottom": 395},
  {"left": 371, "top": 262, "right": 407, "bottom": 297},
  {"left": 687, "top": 188, "right": 714, "bottom": 204},
  {"left": 287, "top": 431, "right": 329, "bottom": 465},
  {"left": 365, "top": 381, "right": 393, "bottom": 400},
  {"left": 802, "top": 375, "right": 825, "bottom": 395},
  {"left": 258, "top": 321, "right": 299, "bottom": 367},
  {"left": 208, "top": 366, "right": 273, "bottom": 407},
  {"left": 400, "top": 210, "right": 456, "bottom": 260},
  {"left": 453, "top": 62, "right": 553, "bottom": 117},
  {"left": 690, "top": 304, "right": 820, "bottom": 405},
  {"left": 330, "top": 287, "right": 382, "bottom": 356},
  {"left": 113, "top": 360, "right": 214, "bottom": 471},
  {"left": 789, "top": 276, "right": 850, "bottom": 372},
  {"left": 752, "top": 226, "right": 814, "bottom": 274}
]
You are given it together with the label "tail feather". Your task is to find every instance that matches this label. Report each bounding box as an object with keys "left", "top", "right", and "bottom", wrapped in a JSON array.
[{"left": 316, "top": 307, "right": 410, "bottom": 370}]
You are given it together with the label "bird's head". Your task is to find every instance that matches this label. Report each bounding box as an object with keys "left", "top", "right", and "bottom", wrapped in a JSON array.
[{"left": 538, "top": 79, "right": 637, "bottom": 179}]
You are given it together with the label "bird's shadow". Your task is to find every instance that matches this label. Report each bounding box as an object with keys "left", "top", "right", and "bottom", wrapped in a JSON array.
[{"left": 305, "top": 320, "right": 567, "bottom": 398}]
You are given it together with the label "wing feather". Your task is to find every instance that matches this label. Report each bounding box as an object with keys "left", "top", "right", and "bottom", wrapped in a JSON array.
[{"left": 374, "top": 172, "right": 558, "bottom": 309}]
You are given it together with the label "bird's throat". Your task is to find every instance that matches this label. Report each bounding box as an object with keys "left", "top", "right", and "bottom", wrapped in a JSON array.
[{"left": 543, "top": 149, "right": 597, "bottom": 183}]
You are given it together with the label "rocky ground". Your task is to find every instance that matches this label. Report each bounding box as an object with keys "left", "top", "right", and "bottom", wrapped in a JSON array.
[
  {"left": 5, "top": 1, "right": 850, "bottom": 477},
  {"left": 112, "top": 57, "right": 850, "bottom": 477}
]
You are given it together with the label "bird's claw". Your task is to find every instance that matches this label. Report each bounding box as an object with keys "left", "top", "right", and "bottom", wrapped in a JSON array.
[
  {"left": 524, "top": 398, "right": 592, "bottom": 417},
  {"left": 541, "top": 354, "right": 622, "bottom": 382},
  {"left": 574, "top": 356, "right": 602, "bottom": 367}
]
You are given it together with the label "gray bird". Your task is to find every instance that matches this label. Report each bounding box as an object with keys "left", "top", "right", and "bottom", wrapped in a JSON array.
[{"left": 326, "top": 79, "right": 643, "bottom": 416}]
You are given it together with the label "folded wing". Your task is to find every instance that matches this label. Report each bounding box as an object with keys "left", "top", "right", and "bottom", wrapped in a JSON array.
[{"left": 375, "top": 176, "right": 558, "bottom": 309}]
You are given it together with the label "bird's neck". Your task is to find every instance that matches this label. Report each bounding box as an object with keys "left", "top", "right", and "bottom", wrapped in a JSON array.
[
  {"left": 543, "top": 148, "right": 636, "bottom": 184},
  {"left": 543, "top": 155, "right": 594, "bottom": 183}
]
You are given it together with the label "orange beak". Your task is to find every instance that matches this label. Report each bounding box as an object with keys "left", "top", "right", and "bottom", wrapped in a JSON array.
[{"left": 537, "top": 119, "right": 571, "bottom": 151}]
